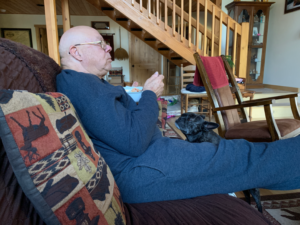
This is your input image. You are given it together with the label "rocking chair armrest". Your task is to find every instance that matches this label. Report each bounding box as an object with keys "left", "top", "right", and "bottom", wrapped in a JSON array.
[
  {"left": 213, "top": 100, "right": 273, "bottom": 112},
  {"left": 242, "top": 93, "right": 299, "bottom": 104}
]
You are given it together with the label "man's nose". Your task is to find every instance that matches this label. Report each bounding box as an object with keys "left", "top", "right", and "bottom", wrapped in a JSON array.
[{"left": 106, "top": 45, "right": 112, "bottom": 53}]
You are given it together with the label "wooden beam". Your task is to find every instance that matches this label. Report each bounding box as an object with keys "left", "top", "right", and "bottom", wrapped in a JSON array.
[
  {"left": 61, "top": 0, "right": 71, "bottom": 32},
  {"left": 238, "top": 22, "right": 249, "bottom": 78},
  {"left": 196, "top": 0, "right": 199, "bottom": 52},
  {"left": 156, "top": 0, "right": 159, "bottom": 24},
  {"left": 218, "top": 11, "right": 222, "bottom": 56},
  {"left": 203, "top": 0, "right": 207, "bottom": 56},
  {"left": 172, "top": 0, "right": 175, "bottom": 36},
  {"left": 188, "top": 0, "right": 191, "bottom": 47},
  {"left": 225, "top": 17, "right": 230, "bottom": 56},
  {"left": 181, "top": 0, "right": 183, "bottom": 42},
  {"left": 44, "top": 0, "right": 60, "bottom": 64},
  {"left": 232, "top": 22, "right": 237, "bottom": 74},
  {"left": 165, "top": 0, "right": 167, "bottom": 30},
  {"left": 211, "top": 5, "right": 215, "bottom": 56}
]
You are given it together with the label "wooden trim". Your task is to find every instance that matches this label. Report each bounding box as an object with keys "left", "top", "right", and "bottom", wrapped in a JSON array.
[
  {"left": 61, "top": 0, "right": 71, "bottom": 32},
  {"left": 238, "top": 22, "right": 249, "bottom": 78},
  {"left": 140, "top": 0, "right": 143, "bottom": 12},
  {"left": 196, "top": 0, "right": 199, "bottom": 52},
  {"left": 203, "top": 0, "right": 207, "bottom": 56},
  {"left": 211, "top": 5, "right": 215, "bottom": 56},
  {"left": 148, "top": 0, "right": 151, "bottom": 18},
  {"left": 172, "top": 0, "right": 175, "bottom": 36},
  {"left": 128, "top": 32, "right": 132, "bottom": 82},
  {"left": 164, "top": 0, "right": 167, "bottom": 30},
  {"left": 44, "top": 0, "right": 60, "bottom": 65},
  {"left": 232, "top": 22, "right": 237, "bottom": 74},
  {"left": 263, "top": 84, "right": 300, "bottom": 93},
  {"left": 218, "top": 11, "right": 222, "bottom": 56},
  {"left": 225, "top": 16, "right": 230, "bottom": 56},
  {"left": 188, "top": 0, "right": 191, "bottom": 47},
  {"left": 181, "top": 0, "right": 183, "bottom": 42},
  {"left": 156, "top": 0, "right": 159, "bottom": 24}
]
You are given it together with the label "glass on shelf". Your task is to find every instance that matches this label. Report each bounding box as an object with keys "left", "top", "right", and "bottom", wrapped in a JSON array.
[
  {"left": 252, "top": 9, "right": 265, "bottom": 46},
  {"left": 249, "top": 48, "right": 262, "bottom": 81},
  {"left": 238, "top": 9, "right": 250, "bottom": 24}
]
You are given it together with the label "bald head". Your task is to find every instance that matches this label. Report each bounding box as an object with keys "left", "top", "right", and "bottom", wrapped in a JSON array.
[{"left": 59, "top": 26, "right": 112, "bottom": 78}]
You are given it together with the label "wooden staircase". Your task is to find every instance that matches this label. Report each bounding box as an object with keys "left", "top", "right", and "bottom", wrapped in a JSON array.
[{"left": 86, "top": 0, "right": 249, "bottom": 77}]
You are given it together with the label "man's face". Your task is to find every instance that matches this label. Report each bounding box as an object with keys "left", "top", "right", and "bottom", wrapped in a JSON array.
[{"left": 80, "top": 32, "right": 112, "bottom": 78}]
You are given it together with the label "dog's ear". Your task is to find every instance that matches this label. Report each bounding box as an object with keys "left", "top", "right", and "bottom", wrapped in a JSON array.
[{"left": 202, "top": 121, "right": 219, "bottom": 131}]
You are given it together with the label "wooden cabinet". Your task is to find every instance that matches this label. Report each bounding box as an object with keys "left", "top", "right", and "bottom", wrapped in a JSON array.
[{"left": 226, "top": 1, "right": 274, "bottom": 88}]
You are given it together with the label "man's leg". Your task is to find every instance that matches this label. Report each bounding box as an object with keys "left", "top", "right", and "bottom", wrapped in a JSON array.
[{"left": 117, "top": 135, "right": 300, "bottom": 203}]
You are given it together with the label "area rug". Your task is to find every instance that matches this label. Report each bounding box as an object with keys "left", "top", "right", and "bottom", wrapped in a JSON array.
[{"left": 249, "top": 193, "right": 300, "bottom": 225}]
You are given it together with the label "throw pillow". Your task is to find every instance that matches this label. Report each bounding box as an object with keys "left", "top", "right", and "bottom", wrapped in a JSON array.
[{"left": 0, "top": 90, "right": 126, "bottom": 225}]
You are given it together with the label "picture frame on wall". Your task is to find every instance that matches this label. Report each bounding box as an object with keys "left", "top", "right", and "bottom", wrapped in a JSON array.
[
  {"left": 284, "top": 0, "right": 300, "bottom": 14},
  {"left": 91, "top": 21, "right": 110, "bottom": 30},
  {"left": 101, "top": 33, "right": 115, "bottom": 61},
  {"left": 1, "top": 28, "right": 33, "bottom": 47}
]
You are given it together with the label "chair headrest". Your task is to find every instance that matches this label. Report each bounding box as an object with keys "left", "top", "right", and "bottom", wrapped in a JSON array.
[{"left": 0, "top": 38, "right": 61, "bottom": 93}]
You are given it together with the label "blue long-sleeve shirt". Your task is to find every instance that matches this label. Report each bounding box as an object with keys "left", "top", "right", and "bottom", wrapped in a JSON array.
[{"left": 56, "top": 69, "right": 162, "bottom": 176}]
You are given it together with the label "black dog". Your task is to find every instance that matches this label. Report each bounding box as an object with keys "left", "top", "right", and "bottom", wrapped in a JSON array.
[{"left": 175, "top": 112, "right": 262, "bottom": 213}]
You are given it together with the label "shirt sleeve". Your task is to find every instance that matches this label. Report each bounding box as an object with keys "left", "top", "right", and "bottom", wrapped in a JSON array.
[{"left": 56, "top": 71, "right": 159, "bottom": 157}]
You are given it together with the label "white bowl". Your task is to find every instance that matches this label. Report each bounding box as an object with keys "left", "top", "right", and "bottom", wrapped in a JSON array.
[{"left": 124, "top": 86, "right": 143, "bottom": 102}]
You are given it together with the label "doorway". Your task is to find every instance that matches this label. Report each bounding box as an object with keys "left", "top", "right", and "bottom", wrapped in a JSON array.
[{"left": 34, "top": 25, "right": 64, "bottom": 55}]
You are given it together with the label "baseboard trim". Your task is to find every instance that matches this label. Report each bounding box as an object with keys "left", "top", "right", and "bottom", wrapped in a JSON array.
[{"left": 263, "top": 84, "right": 299, "bottom": 92}]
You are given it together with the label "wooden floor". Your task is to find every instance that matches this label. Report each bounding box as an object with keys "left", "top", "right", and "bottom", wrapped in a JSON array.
[{"left": 167, "top": 116, "right": 300, "bottom": 198}]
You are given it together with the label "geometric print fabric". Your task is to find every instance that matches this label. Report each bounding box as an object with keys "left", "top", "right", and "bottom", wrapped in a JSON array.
[{"left": 0, "top": 90, "right": 126, "bottom": 225}]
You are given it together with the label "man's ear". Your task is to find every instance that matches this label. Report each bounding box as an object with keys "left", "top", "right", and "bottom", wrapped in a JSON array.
[
  {"left": 69, "top": 46, "right": 82, "bottom": 61},
  {"left": 202, "top": 121, "right": 219, "bottom": 131}
]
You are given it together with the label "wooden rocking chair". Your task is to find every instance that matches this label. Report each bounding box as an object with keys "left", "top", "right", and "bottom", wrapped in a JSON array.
[{"left": 193, "top": 53, "right": 300, "bottom": 142}]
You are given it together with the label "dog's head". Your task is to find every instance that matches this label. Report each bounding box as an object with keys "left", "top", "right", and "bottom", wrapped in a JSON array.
[{"left": 175, "top": 113, "right": 219, "bottom": 136}]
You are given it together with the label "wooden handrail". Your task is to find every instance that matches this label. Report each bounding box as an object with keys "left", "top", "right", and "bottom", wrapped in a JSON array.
[{"left": 96, "top": 0, "right": 249, "bottom": 77}]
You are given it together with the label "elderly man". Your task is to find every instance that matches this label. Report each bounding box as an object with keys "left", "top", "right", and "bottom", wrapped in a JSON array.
[{"left": 57, "top": 26, "right": 300, "bottom": 204}]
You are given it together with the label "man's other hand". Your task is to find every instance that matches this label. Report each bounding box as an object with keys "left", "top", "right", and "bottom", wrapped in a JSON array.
[{"left": 143, "top": 72, "right": 164, "bottom": 97}]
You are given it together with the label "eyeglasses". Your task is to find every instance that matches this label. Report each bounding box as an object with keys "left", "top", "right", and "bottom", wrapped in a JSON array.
[{"left": 74, "top": 40, "right": 107, "bottom": 51}]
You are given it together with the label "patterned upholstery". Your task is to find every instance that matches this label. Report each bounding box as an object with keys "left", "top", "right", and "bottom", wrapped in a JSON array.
[{"left": 0, "top": 90, "right": 126, "bottom": 225}]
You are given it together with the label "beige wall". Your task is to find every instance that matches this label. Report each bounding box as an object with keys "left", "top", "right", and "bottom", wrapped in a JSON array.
[
  {"left": 222, "top": 0, "right": 300, "bottom": 90},
  {"left": 0, "top": 14, "right": 131, "bottom": 82}
]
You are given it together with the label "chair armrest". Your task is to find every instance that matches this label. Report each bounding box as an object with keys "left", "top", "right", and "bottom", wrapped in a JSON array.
[
  {"left": 242, "top": 93, "right": 299, "bottom": 104},
  {"left": 213, "top": 100, "right": 273, "bottom": 112}
]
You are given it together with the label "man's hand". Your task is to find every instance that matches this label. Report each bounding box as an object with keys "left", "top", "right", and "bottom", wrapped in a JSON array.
[{"left": 143, "top": 72, "right": 164, "bottom": 97}]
